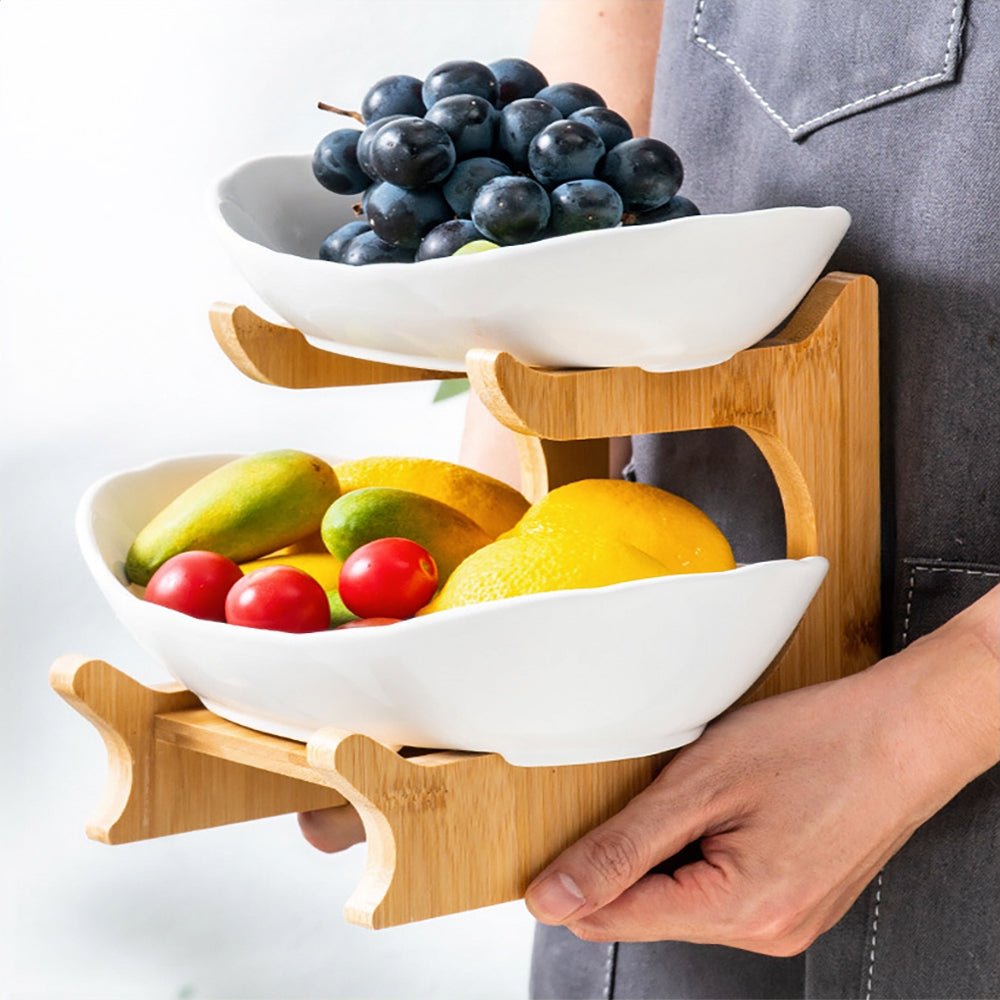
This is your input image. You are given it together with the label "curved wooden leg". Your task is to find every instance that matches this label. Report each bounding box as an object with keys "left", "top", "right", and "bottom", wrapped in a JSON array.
[
  {"left": 307, "top": 727, "right": 671, "bottom": 928},
  {"left": 50, "top": 656, "right": 345, "bottom": 843}
]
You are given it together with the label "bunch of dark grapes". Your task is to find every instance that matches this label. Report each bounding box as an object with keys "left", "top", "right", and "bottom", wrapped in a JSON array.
[{"left": 312, "top": 58, "right": 700, "bottom": 266}]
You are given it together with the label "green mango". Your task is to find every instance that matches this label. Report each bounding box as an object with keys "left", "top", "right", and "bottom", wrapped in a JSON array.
[
  {"left": 326, "top": 588, "right": 359, "bottom": 628},
  {"left": 322, "top": 486, "right": 491, "bottom": 582},
  {"left": 126, "top": 450, "right": 340, "bottom": 585}
]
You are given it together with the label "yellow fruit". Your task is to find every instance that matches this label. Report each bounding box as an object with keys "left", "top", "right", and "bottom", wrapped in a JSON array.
[
  {"left": 266, "top": 529, "right": 327, "bottom": 556},
  {"left": 239, "top": 552, "right": 343, "bottom": 591},
  {"left": 506, "top": 479, "right": 735, "bottom": 574},
  {"left": 333, "top": 456, "right": 528, "bottom": 539},
  {"left": 419, "top": 528, "right": 668, "bottom": 614}
]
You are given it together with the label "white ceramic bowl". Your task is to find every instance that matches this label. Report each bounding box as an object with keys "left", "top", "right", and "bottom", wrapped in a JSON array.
[
  {"left": 211, "top": 154, "right": 850, "bottom": 373},
  {"left": 79, "top": 454, "right": 829, "bottom": 766}
]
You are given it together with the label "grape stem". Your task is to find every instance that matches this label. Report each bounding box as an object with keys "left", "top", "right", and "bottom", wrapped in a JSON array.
[
  {"left": 621, "top": 212, "right": 639, "bottom": 226},
  {"left": 317, "top": 101, "right": 364, "bottom": 124}
]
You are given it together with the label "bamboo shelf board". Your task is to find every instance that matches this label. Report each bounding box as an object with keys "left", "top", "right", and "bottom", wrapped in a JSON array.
[{"left": 54, "top": 271, "right": 881, "bottom": 928}]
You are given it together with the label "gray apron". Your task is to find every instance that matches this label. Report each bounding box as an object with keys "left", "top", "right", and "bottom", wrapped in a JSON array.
[{"left": 530, "top": 2, "right": 1000, "bottom": 997}]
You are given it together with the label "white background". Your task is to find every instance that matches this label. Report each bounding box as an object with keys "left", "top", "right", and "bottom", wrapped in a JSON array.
[{"left": 0, "top": 2, "right": 544, "bottom": 996}]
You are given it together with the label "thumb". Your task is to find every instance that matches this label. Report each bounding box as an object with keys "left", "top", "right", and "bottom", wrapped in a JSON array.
[
  {"left": 298, "top": 805, "right": 365, "bottom": 852},
  {"left": 524, "top": 779, "right": 708, "bottom": 924}
]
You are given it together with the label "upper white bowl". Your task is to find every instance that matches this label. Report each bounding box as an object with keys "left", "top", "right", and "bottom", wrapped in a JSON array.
[
  {"left": 211, "top": 154, "right": 850, "bottom": 373},
  {"left": 79, "top": 453, "right": 829, "bottom": 766}
]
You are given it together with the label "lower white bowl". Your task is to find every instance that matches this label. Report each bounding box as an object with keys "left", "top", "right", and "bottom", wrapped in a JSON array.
[{"left": 78, "top": 454, "right": 829, "bottom": 766}]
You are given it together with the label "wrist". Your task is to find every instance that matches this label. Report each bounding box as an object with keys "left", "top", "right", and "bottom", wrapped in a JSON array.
[{"left": 863, "top": 609, "right": 999, "bottom": 821}]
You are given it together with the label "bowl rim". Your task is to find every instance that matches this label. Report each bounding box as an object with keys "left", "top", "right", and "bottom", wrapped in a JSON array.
[
  {"left": 210, "top": 151, "right": 852, "bottom": 267},
  {"left": 78, "top": 450, "right": 830, "bottom": 645}
]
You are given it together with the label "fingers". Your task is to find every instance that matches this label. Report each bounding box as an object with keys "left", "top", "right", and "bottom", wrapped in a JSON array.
[
  {"left": 564, "top": 865, "right": 732, "bottom": 944},
  {"left": 563, "top": 863, "right": 808, "bottom": 955},
  {"left": 297, "top": 805, "right": 366, "bottom": 853},
  {"left": 563, "top": 850, "right": 880, "bottom": 956},
  {"left": 524, "top": 777, "right": 708, "bottom": 924}
]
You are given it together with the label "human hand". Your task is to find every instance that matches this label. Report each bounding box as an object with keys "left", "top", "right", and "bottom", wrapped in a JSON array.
[
  {"left": 523, "top": 617, "right": 999, "bottom": 955},
  {"left": 298, "top": 804, "right": 365, "bottom": 853}
]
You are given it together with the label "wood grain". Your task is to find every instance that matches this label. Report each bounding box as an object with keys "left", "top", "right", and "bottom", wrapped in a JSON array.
[
  {"left": 514, "top": 437, "right": 612, "bottom": 503},
  {"left": 307, "top": 730, "right": 672, "bottom": 928},
  {"left": 50, "top": 656, "right": 345, "bottom": 843},
  {"left": 209, "top": 303, "right": 461, "bottom": 388}
]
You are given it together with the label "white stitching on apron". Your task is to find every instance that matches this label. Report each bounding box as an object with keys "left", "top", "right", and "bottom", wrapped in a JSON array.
[
  {"left": 870, "top": 561, "right": 1000, "bottom": 997},
  {"left": 864, "top": 873, "right": 884, "bottom": 1000},
  {"left": 603, "top": 941, "right": 618, "bottom": 998},
  {"left": 902, "top": 564, "right": 1000, "bottom": 646},
  {"left": 691, "top": 0, "right": 964, "bottom": 138},
  {"left": 690, "top": 0, "right": 793, "bottom": 133}
]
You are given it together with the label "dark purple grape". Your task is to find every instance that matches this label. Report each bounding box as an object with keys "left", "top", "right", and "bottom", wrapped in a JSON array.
[
  {"left": 366, "top": 182, "right": 453, "bottom": 248},
  {"left": 497, "top": 98, "right": 562, "bottom": 167},
  {"left": 415, "top": 219, "right": 484, "bottom": 261},
  {"left": 599, "top": 137, "right": 683, "bottom": 212},
  {"left": 423, "top": 60, "right": 498, "bottom": 108},
  {"left": 369, "top": 116, "right": 456, "bottom": 189},
  {"left": 360, "top": 75, "right": 425, "bottom": 124},
  {"left": 633, "top": 194, "right": 701, "bottom": 224},
  {"left": 528, "top": 120, "right": 605, "bottom": 188},
  {"left": 356, "top": 115, "right": 406, "bottom": 179},
  {"left": 424, "top": 95, "right": 498, "bottom": 158},
  {"left": 312, "top": 129, "right": 368, "bottom": 195},
  {"left": 361, "top": 180, "right": 382, "bottom": 215},
  {"left": 489, "top": 57, "right": 548, "bottom": 108},
  {"left": 549, "top": 179, "right": 623, "bottom": 235},
  {"left": 568, "top": 107, "right": 633, "bottom": 151},
  {"left": 341, "top": 229, "right": 415, "bottom": 265},
  {"left": 534, "top": 82, "right": 606, "bottom": 116},
  {"left": 318, "top": 220, "right": 370, "bottom": 262},
  {"left": 442, "top": 157, "right": 512, "bottom": 217},
  {"left": 471, "top": 176, "right": 550, "bottom": 245}
]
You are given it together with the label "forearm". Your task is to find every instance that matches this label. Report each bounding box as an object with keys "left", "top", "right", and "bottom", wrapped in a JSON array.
[
  {"left": 531, "top": 0, "right": 664, "bottom": 134},
  {"left": 459, "top": 390, "right": 523, "bottom": 489}
]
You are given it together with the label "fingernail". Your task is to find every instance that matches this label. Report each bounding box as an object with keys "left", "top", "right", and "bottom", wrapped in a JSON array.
[{"left": 526, "top": 871, "right": 586, "bottom": 922}]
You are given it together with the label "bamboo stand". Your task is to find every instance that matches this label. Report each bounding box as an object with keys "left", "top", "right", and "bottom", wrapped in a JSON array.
[{"left": 51, "top": 271, "right": 880, "bottom": 928}]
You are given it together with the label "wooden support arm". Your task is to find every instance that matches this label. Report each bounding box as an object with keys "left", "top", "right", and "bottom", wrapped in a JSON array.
[
  {"left": 209, "top": 303, "right": 461, "bottom": 388},
  {"left": 472, "top": 273, "right": 881, "bottom": 698}
]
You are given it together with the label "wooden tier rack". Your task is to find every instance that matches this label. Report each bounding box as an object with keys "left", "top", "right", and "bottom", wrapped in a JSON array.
[{"left": 52, "top": 272, "right": 880, "bottom": 928}]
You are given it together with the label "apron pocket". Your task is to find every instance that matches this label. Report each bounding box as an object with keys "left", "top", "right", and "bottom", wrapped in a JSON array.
[
  {"left": 690, "top": 0, "right": 967, "bottom": 141},
  {"left": 896, "top": 557, "right": 1000, "bottom": 648}
]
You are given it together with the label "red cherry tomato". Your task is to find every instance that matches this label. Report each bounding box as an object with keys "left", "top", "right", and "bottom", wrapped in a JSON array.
[
  {"left": 144, "top": 550, "right": 244, "bottom": 621},
  {"left": 225, "top": 565, "right": 330, "bottom": 633},
  {"left": 338, "top": 537, "right": 438, "bottom": 619},
  {"left": 334, "top": 617, "right": 402, "bottom": 629}
]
